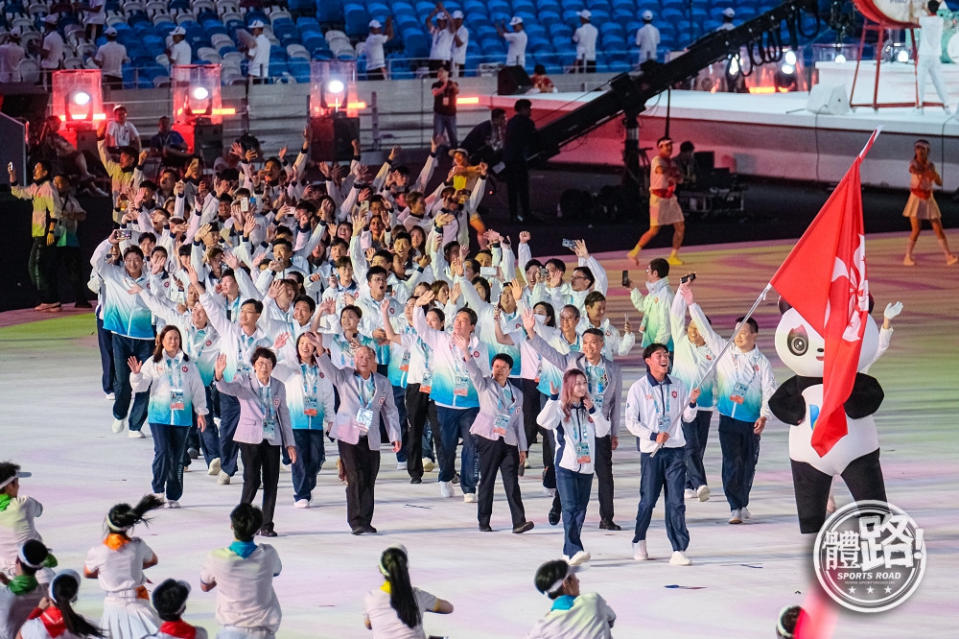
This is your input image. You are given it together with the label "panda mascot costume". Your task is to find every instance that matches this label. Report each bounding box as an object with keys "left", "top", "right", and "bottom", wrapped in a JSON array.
[{"left": 768, "top": 299, "right": 893, "bottom": 534}]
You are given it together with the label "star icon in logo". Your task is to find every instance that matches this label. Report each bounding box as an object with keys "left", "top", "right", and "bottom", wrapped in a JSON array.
[
  {"left": 885, "top": 586, "right": 893, "bottom": 594},
  {"left": 866, "top": 587, "right": 874, "bottom": 594},
  {"left": 848, "top": 586, "right": 856, "bottom": 594}
]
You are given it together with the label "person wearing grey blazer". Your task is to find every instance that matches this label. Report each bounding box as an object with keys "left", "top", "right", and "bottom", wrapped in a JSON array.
[
  {"left": 522, "top": 310, "right": 624, "bottom": 531},
  {"left": 455, "top": 334, "right": 535, "bottom": 534},
  {"left": 214, "top": 347, "right": 297, "bottom": 538},
  {"left": 312, "top": 334, "right": 402, "bottom": 535}
]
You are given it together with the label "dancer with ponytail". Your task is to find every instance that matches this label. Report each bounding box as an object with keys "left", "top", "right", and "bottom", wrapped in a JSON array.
[
  {"left": 363, "top": 545, "right": 453, "bottom": 639},
  {"left": 83, "top": 496, "right": 163, "bottom": 639},
  {"left": 200, "top": 504, "right": 283, "bottom": 639},
  {"left": 129, "top": 325, "right": 208, "bottom": 508},
  {"left": 0, "top": 541, "right": 51, "bottom": 639},
  {"left": 17, "top": 570, "right": 102, "bottom": 639}
]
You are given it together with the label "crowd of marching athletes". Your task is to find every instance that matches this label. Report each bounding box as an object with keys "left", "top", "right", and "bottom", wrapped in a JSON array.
[{"left": 4, "top": 106, "right": 874, "bottom": 637}]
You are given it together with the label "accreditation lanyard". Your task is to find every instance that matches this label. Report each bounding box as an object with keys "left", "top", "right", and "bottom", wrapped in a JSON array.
[
  {"left": 652, "top": 381, "right": 671, "bottom": 433},
  {"left": 353, "top": 374, "right": 376, "bottom": 432},
  {"left": 301, "top": 364, "right": 320, "bottom": 418},
  {"left": 237, "top": 332, "right": 257, "bottom": 372},
  {"left": 165, "top": 355, "right": 185, "bottom": 411},
  {"left": 257, "top": 380, "right": 277, "bottom": 438},
  {"left": 187, "top": 328, "right": 207, "bottom": 359},
  {"left": 586, "top": 362, "right": 606, "bottom": 406},
  {"left": 572, "top": 405, "right": 591, "bottom": 465},
  {"left": 449, "top": 338, "right": 471, "bottom": 397}
]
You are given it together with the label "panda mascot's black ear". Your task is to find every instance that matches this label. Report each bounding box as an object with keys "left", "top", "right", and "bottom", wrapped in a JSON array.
[
  {"left": 867, "top": 293, "right": 875, "bottom": 314},
  {"left": 778, "top": 297, "right": 792, "bottom": 314}
]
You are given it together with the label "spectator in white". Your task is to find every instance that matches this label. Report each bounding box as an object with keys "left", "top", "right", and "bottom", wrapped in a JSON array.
[
  {"left": 40, "top": 16, "right": 64, "bottom": 86},
  {"left": 635, "top": 10, "right": 660, "bottom": 64},
  {"left": 573, "top": 10, "right": 598, "bottom": 73},
  {"left": 247, "top": 20, "right": 272, "bottom": 84},
  {"left": 426, "top": 3, "right": 454, "bottom": 75},
  {"left": 95, "top": 27, "right": 128, "bottom": 90},
  {"left": 363, "top": 18, "right": 393, "bottom": 80},
  {"left": 0, "top": 32, "right": 24, "bottom": 83},
  {"left": 717, "top": 7, "right": 736, "bottom": 31},
  {"left": 918, "top": 0, "right": 952, "bottom": 113},
  {"left": 84, "top": 0, "right": 107, "bottom": 41},
  {"left": 168, "top": 26, "right": 191, "bottom": 67},
  {"left": 450, "top": 9, "right": 468, "bottom": 78},
  {"left": 498, "top": 17, "right": 527, "bottom": 68},
  {"left": 528, "top": 559, "right": 616, "bottom": 638},
  {"left": 107, "top": 104, "right": 141, "bottom": 153}
]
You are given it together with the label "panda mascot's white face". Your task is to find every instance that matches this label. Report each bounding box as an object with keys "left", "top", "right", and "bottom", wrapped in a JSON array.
[{"left": 774, "top": 308, "right": 880, "bottom": 378}]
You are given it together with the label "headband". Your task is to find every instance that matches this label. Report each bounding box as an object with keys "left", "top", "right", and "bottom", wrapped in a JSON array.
[
  {"left": 543, "top": 561, "right": 576, "bottom": 596},
  {"left": 378, "top": 544, "right": 408, "bottom": 577},
  {"left": 18, "top": 544, "right": 46, "bottom": 569},
  {"left": 48, "top": 569, "right": 80, "bottom": 602},
  {"left": 915, "top": 139, "right": 931, "bottom": 150},
  {"left": 0, "top": 470, "right": 30, "bottom": 490}
]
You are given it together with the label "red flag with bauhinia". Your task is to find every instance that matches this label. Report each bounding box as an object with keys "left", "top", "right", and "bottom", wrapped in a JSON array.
[{"left": 769, "top": 129, "right": 880, "bottom": 456}]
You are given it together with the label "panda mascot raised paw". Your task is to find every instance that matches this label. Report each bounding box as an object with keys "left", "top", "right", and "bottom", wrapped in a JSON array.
[{"left": 768, "top": 300, "right": 889, "bottom": 534}]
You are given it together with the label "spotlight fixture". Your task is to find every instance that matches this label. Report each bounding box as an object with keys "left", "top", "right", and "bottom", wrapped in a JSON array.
[
  {"left": 71, "top": 90, "right": 91, "bottom": 106},
  {"left": 327, "top": 79, "right": 345, "bottom": 94},
  {"left": 191, "top": 85, "right": 210, "bottom": 100}
]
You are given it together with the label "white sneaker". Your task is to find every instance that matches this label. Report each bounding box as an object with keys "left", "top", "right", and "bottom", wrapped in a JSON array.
[
  {"left": 670, "top": 550, "right": 692, "bottom": 566},
  {"left": 217, "top": 471, "right": 231, "bottom": 485},
  {"left": 523, "top": 458, "right": 531, "bottom": 469},
  {"left": 684, "top": 488, "right": 696, "bottom": 500},
  {"left": 208, "top": 458, "right": 221, "bottom": 476},
  {"left": 741, "top": 507, "right": 751, "bottom": 520},
  {"left": 463, "top": 492, "right": 477, "bottom": 503},
  {"left": 728, "top": 508, "right": 743, "bottom": 524},
  {"left": 439, "top": 481, "right": 453, "bottom": 498},
  {"left": 632, "top": 540, "right": 649, "bottom": 561},
  {"left": 105, "top": 392, "right": 115, "bottom": 401},
  {"left": 396, "top": 460, "right": 407, "bottom": 471},
  {"left": 568, "top": 550, "right": 591, "bottom": 566},
  {"left": 696, "top": 485, "right": 711, "bottom": 502},
  {"left": 152, "top": 493, "right": 165, "bottom": 501},
  {"left": 294, "top": 499, "right": 310, "bottom": 509},
  {"left": 542, "top": 487, "right": 557, "bottom": 498},
  {"left": 165, "top": 500, "right": 180, "bottom": 509},
  {"left": 421, "top": 458, "right": 436, "bottom": 472},
  {"left": 128, "top": 429, "right": 145, "bottom": 439},
  {"left": 111, "top": 418, "right": 126, "bottom": 433}
]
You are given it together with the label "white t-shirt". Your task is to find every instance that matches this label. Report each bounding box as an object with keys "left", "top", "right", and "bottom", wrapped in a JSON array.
[
  {"left": 40, "top": 31, "right": 64, "bottom": 69},
  {"left": 452, "top": 25, "right": 469, "bottom": 64},
  {"left": 84, "top": 0, "right": 106, "bottom": 25},
  {"left": 248, "top": 33, "right": 272, "bottom": 78},
  {"left": 429, "top": 25, "right": 454, "bottom": 61},
  {"left": 364, "top": 33, "right": 389, "bottom": 70},
  {"left": 200, "top": 545, "right": 283, "bottom": 633},
  {"left": 0, "top": 496, "right": 43, "bottom": 574},
  {"left": 169, "top": 40, "right": 192, "bottom": 66},
  {"left": 108, "top": 120, "right": 140, "bottom": 148},
  {"left": 636, "top": 23, "right": 660, "bottom": 62},
  {"left": 526, "top": 593, "right": 617, "bottom": 639},
  {"left": 919, "top": 14, "right": 943, "bottom": 59},
  {"left": 573, "top": 23, "right": 598, "bottom": 61},
  {"left": 0, "top": 43, "right": 25, "bottom": 82},
  {"left": 363, "top": 586, "right": 437, "bottom": 639},
  {"left": 84, "top": 537, "right": 153, "bottom": 595},
  {"left": 504, "top": 30, "right": 527, "bottom": 67},
  {"left": 95, "top": 41, "right": 127, "bottom": 77}
]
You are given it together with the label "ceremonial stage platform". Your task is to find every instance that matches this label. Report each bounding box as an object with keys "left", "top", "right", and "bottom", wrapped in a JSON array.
[
  {"left": 0, "top": 232, "right": 956, "bottom": 638},
  {"left": 489, "top": 86, "right": 959, "bottom": 191}
]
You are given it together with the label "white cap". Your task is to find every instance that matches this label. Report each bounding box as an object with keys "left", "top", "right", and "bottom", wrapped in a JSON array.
[
  {"left": 104, "top": 26, "right": 117, "bottom": 36},
  {"left": 723, "top": 7, "right": 735, "bottom": 18},
  {"left": 249, "top": 19, "right": 266, "bottom": 29},
  {"left": 509, "top": 16, "right": 523, "bottom": 25},
  {"left": 368, "top": 19, "right": 381, "bottom": 28},
  {"left": 578, "top": 9, "right": 591, "bottom": 19},
  {"left": 43, "top": 15, "right": 58, "bottom": 24},
  {"left": 641, "top": 10, "right": 653, "bottom": 20},
  {"left": 171, "top": 26, "right": 186, "bottom": 36},
  {"left": 452, "top": 10, "right": 464, "bottom": 19}
]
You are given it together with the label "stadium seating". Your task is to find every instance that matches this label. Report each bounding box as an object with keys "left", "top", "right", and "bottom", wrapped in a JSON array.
[{"left": 0, "top": 0, "right": 831, "bottom": 85}]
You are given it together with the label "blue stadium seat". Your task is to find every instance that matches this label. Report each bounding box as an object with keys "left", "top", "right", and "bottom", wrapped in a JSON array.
[{"left": 317, "top": 1, "right": 344, "bottom": 23}]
